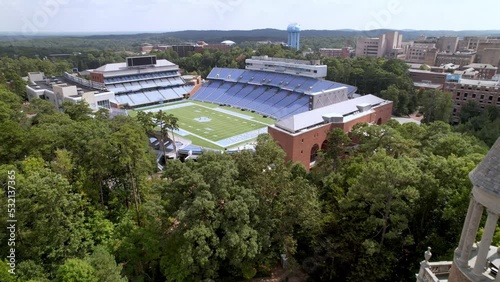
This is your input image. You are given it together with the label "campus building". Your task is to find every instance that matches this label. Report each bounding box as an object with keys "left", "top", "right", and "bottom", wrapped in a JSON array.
[
  {"left": 319, "top": 47, "right": 352, "bottom": 58},
  {"left": 436, "top": 36, "right": 459, "bottom": 53},
  {"left": 25, "top": 71, "right": 123, "bottom": 115},
  {"left": 355, "top": 31, "right": 404, "bottom": 58},
  {"left": 408, "top": 69, "right": 448, "bottom": 90},
  {"left": 445, "top": 75, "right": 500, "bottom": 123}
]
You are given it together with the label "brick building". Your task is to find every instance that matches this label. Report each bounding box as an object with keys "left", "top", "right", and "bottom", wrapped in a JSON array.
[
  {"left": 409, "top": 69, "right": 448, "bottom": 89},
  {"left": 268, "top": 95, "right": 393, "bottom": 170},
  {"left": 445, "top": 77, "right": 500, "bottom": 123},
  {"left": 462, "top": 64, "right": 498, "bottom": 80},
  {"left": 319, "top": 47, "right": 352, "bottom": 58},
  {"left": 435, "top": 52, "right": 476, "bottom": 67}
]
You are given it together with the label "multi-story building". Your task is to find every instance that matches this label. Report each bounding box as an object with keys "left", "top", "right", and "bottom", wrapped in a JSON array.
[
  {"left": 436, "top": 36, "right": 459, "bottom": 53},
  {"left": 435, "top": 52, "right": 476, "bottom": 67},
  {"left": 408, "top": 69, "right": 448, "bottom": 90},
  {"left": 476, "top": 42, "right": 500, "bottom": 67},
  {"left": 355, "top": 31, "right": 403, "bottom": 58},
  {"left": 458, "top": 36, "right": 500, "bottom": 51},
  {"left": 319, "top": 47, "right": 352, "bottom": 58},
  {"left": 25, "top": 72, "right": 120, "bottom": 114},
  {"left": 445, "top": 75, "right": 500, "bottom": 122},
  {"left": 462, "top": 63, "right": 498, "bottom": 80},
  {"left": 406, "top": 42, "right": 437, "bottom": 64}
]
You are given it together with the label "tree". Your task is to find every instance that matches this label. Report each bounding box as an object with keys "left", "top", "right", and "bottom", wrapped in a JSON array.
[
  {"left": 420, "top": 89, "right": 452, "bottom": 123},
  {"left": 380, "top": 85, "right": 410, "bottom": 116},
  {"left": 110, "top": 117, "right": 155, "bottom": 225},
  {"left": 459, "top": 100, "right": 482, "bottom": 123},
  {"left": 137, "top": 110, "right": 179, "bottom": 160},
  {"left": 160, "top": 154, "right": 260, "bottom": 280},
  {"left": 61, "top": 100, "right": 93, "bottom": 121},
  {"left": 55, "top": 259, "right": 98, "bottom": 282},
  {"left": 16, "top": 158, "right": 92, "bottom": 270},
  {"left": 86, "top": 246, "right": 127, "bottom": 282}
]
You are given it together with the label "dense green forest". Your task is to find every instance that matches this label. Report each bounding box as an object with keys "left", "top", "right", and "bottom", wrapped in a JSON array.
[
  {"left": 0, "top": 82, "right": 495, "bottom": 281},
  {"left": 0, "top": 42, "right": 499, "bottom": 281}
]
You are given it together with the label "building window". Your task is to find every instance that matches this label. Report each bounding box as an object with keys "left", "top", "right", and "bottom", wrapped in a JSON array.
[
  {"left": 481, "top": 95, "right": 485, "bottom": 99},
  {"left": 301, "top": 138, "right": 304, "bottom": 143},
  {"left": 464, "top": 93, "right": 468, "bottom": 97},
  {"left": 489, "top": 96, "right": 493, "bottom": 100},
  {"left": 97, "top": 100, "right": 110, "bottom": 109},
  {"left": 472, "top": 94, "right": 476, "bottom": 98}
]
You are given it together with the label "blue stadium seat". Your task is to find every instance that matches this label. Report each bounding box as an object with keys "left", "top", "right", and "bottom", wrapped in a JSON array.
[
  {"left": 193, "top": 81, "right": 222, "bottom": 101},
  {"left": 213, "top": 83, "right": 244, "bottom": 103},
  {"left": 128, "top": 92, "right": 152, "bottom": 105},
  {"left": 273, "top": 95, "right": 310, "bottom": 119},
  {"left": 233, "top": 86, "right": 267, "bottom": 108},
  {"left": 159, "top": 88, "right": 181, "bottom": 100},
  {"left": 143, "top": 90, "right": 164, "bottom": 102},
  {"left": 224, "top": 84, "right": 255, "bottom": 105},
  {"left": 245, "top": 88, "right": 278, "bottom": 111},
  {"left": 205, "top": 82, "right": 233, "bottom": 102}
]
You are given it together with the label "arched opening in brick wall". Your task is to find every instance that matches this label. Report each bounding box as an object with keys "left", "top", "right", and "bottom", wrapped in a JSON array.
[
  {"left": 377, "top": 118, "right": 382, "bottom": 125},
  {"left": 321, "top": 140, "right": 328, "bottom": 150},
  {"left": 310, "top": 144, "right": 319, "bottom": 163}
]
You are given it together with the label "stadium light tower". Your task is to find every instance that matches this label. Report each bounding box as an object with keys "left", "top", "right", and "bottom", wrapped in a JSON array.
[{"left": 287, "top": 23, "right": 301, "bottom": 50}]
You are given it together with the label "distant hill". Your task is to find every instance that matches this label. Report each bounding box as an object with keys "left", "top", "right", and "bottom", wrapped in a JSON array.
[{"left": 2, "top": 29, "right": 500, "bottom": 43}]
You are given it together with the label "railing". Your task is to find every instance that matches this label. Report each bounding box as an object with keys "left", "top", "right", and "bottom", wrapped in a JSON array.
[
  {"left": 109, "top": 108, "right": 128, "bottom": 118},
  {"left": 429, "top": 262, "right": 453, "bottom": 275},
  {"left": 423, "top": 267, "right": 439, "bottom": 282},
  {"left": 64, "top": 72, "right": 106, "bottom": 90},
  {"left": 418, "top": 261, "right": 452, "bottom": 282}
]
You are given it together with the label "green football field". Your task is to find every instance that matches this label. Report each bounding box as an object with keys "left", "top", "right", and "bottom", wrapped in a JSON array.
[{"left": 133, "top": 101, "right": 275, "bottom": 149}]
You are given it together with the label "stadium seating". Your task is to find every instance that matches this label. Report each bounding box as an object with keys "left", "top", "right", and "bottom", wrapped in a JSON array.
[
  {"left": 104, "top": 71, "right": 179, "bottom": 84},
  {"left": 191, "top": 68, "right": 356, "bottom": 119},
  {"left": 103, "top": 69, "right": 189, "bottom": 107}
]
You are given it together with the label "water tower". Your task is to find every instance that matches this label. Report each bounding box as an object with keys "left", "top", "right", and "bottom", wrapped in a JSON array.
[{"left": 287, "top": 23, "right": 301, "bottom": 50}]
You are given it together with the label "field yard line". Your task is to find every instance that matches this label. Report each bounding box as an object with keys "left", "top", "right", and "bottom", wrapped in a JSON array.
[
  {"left": 175, "top": 128, "right": 223, "bottom": 147},
  {"left": 196, "top": 104, "right": 271, "bottom": 126}
]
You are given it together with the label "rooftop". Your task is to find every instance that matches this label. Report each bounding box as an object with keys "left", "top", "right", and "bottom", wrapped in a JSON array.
[
  {"left": 94, "top": 59, "right": 177, "bottom": 73},
  {"left": 31, "top": 76, "right": 100, "bottom": 93},
  {"left": 469, "top": 137, "right": 500, "bottom": 197},
  {"left": 248, "top": 55, "right": 320, "bottom": 66},
  {"left": 413, "top": 82, "right": 443, "bottom": 89},
  {"left": 464, "top": 63, "right": 498, "bottom": 69},
  {"left": 274, "top": 94, "right": 388, "bottom": 133},
  {"left": 456, "top": 78, "right": 500, "bottom": 87}
]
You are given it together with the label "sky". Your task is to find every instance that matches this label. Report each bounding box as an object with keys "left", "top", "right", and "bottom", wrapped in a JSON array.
[{"left": 1, "top": 0, "right": 500, "bottom": 34}]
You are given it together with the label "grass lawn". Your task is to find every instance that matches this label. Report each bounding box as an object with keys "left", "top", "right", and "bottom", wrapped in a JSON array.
[
  {"left": 169, "top": 104, "right": 264, "bottom": 140},
  {"left": 131, "top": 100, "right": 276, "bottom": 150}
]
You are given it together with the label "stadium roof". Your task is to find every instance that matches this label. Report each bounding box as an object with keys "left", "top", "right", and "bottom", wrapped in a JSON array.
[
  {"left": 94, "top": 59, "right": 176, "bottom": 72},
  {"left": 275, "top": 95, "right": 388, "bottom": 133}
]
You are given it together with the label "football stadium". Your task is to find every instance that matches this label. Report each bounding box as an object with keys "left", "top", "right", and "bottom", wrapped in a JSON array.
[
  {"left": 81, "top": 54, "right": 393, "bottom": 168},
  {"left": 127, "top": 55, "right": 359, "bottom": 152}
]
